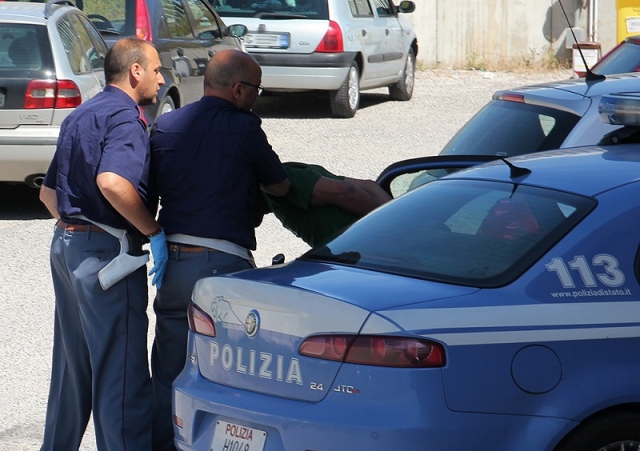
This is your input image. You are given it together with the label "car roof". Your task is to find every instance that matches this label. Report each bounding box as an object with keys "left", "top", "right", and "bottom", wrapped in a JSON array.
[
  {"left": 446, "top": 144, "right": 640, "bottom": 197},
  {"left": 493, "top": 73, "right": 640, "bottom": 115},
  {"left": 0, "top": 1, "right": 73, "bottom": 23}
]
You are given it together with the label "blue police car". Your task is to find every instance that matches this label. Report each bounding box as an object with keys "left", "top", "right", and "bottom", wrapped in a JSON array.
[{"left": 172, "top": 93, "right": 640, "bottom": 450}]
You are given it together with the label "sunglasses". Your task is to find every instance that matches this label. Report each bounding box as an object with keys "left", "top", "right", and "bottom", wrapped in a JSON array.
[{"left": 237, "top": 81, "right": 264, "bottom": 95}]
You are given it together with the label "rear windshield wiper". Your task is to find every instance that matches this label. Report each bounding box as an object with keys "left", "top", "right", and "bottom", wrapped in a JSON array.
[
  {"left": 255, "top": 12, "right": 308, "bottom": 19},
  {"left": 98, "top": 29, "right": 120, "bottom": 36}
]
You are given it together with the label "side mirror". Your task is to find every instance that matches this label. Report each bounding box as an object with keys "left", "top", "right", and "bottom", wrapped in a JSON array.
[
  {"left": 398, "top": 1, "right": 415, "bottom": 14},
  {"left": 227, "top": 24, "right": 248, "bottom": 38}
]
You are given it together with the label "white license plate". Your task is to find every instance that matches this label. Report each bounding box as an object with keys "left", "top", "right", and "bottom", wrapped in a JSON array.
[
  {"left": 211, "top": 420, "right": 267, "bottom": 451},
  {"left": 244, "top": 32, "right": 290, "bottom": 49}
]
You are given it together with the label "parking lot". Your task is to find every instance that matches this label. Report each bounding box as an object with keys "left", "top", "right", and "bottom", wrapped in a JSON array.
[{"left": 0, "top": 67, "right": 570, "bottom": 450}]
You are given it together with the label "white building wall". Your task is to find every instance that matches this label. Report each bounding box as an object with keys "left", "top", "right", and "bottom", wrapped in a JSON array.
[{"left": 405, "top": 0, "right": 617, "bottom": 69}]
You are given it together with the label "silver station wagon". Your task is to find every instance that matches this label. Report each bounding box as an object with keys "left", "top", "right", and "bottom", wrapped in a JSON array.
[
  {"left": 0, "top": 1, "right": 107, "bottom": 187},
  {"left": 212, "top": 0, "right": 417, "bottom": 117}
]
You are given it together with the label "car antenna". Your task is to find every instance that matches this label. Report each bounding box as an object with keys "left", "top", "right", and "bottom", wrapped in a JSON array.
[
  {"left": 558, "top": 0, "right": 605, "bottom": 82},
  {"left": 499, "top": 158, "right": 531, "bottom": 179}
]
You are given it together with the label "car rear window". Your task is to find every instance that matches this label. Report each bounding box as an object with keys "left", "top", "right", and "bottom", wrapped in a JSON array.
[
  {"left": 304, "top": 179, "right": 594, "bottom": 287},
  {"left": 0, "top": 24, "right": 46, "bottom": 70},
  {"left": 440, "top": 100, "right": 581, "bottom": 157},
  {"left": 214, "top": 0, "right": 329, "bottom": 20}
]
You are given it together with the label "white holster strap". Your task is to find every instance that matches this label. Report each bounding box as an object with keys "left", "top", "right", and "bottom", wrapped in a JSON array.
[
  {"left": 74, "top": 215, "right": 149, "bottom": 290},
  {"left": 166, "top": 233, "right": 253, "bottom": 262}
]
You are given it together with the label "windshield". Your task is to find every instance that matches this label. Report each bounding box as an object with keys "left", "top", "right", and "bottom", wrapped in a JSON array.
[
  {"left": 440, "top": 100, "right": 581, "bottom": 157},
  {"left": 213, "top": 0, "right": 329, "bottom": 19},
  {"left": 304, "top": 179, "right": 594, "bottom": 288},
  {"left": 592, "top": 40, "right": 640, "bottom": 75}
]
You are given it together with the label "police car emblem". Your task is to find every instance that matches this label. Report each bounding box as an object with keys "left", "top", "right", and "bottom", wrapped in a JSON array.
[{"left": 245, "top": 310, "right": 259, "bottom": 337}]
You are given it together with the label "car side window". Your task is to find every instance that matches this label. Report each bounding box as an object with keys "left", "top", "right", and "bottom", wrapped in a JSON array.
[
  {"left": 162, "top": 0, "right": 194, "bottom": 38},
  {"left": 58, "top": 16, "right": 93, "bottom": 74},
  {"left": 348, "top": 0, "right": 373, "bottom": 17},
  {"left": 73, "top": 14, "right": 106, "bottom": 70},
  {"left": 81, "top": 0, "right": 127, "bottom": 35},
  {"left": 372, "top": 0, "right": 393, "bottom": 17},
  {"left": 184, "top": 0, "right": 221, "bottom": 40}
]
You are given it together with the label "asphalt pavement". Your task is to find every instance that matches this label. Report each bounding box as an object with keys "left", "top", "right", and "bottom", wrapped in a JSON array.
[{"left": 0, "top": 67, "right": 571, "bottom": 450}]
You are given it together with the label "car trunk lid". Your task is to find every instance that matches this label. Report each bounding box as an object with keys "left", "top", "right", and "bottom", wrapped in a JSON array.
[
  {"left": 219, "top": 17, "right": 330, "bottom": 54},
  {"left": 190, "top": 263, "right": 477, "bottom": 401},
  {"left": 0, "top": 75, "right": 55, "bottom": 127}
]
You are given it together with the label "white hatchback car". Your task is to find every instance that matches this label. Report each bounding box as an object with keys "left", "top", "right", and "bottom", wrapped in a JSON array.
[
  {"left": 212, "top": 0, "right": 417, "bottom": 117},
  {"left": 0, "top": 1, "right": 107, "bottom": 187}
]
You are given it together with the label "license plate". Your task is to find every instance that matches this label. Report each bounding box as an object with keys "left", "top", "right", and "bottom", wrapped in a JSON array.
[
  {"left": 211, "top": 420, "right": 267, "bottom": 451},
  {"left": 244, "top": 32, "right": 290, "bottom": 49}
]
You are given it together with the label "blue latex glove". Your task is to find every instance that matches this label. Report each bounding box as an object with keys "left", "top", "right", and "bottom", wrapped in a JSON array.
[{"left": 148, "top": 229, "right": 168, "bottom": 289}]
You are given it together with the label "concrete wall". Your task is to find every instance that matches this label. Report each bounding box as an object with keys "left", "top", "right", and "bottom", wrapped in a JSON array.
[{"left": 406, "top": 0, "right": 617, "bottom": 69}]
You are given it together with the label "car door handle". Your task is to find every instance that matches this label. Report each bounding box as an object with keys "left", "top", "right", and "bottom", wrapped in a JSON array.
[
  {"left": 361, "top": 29, "right": 367, "bottom": 37},
  {"left": 385, "top": 29, "right": 390, "bottom": 36}
]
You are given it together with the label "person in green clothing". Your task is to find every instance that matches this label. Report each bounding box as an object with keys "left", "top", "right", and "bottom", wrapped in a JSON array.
[{"left": 262, "top": 162, "right": 392, "bottom": 247}]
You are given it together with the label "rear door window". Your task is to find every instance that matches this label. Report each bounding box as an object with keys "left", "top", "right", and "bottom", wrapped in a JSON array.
[
  {"left": 185, "top": 0, "right": 222, "bottom": 39},
  {"left": 162, "top": 0, "right": 193, "bottom": 39},
  {"left": 76, "top": 14, "right": 108, "bottom": 70},
  {"left": 59, "top": 16, "right": 92, "bottom": 73},
  {"left": 81, "top": 0, "right": 129, "bottom": 36},
  {"left": 349, "top": 0, "right": 373, "bottom": 17}
]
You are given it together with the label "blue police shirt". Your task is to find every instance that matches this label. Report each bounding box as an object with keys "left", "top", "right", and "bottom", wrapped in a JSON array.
[
  {"left": 43, "top": 86, "right": 154, "bottom": 231},
  {"left": 150, "top": 96, "right": 287, "bottom": 250}
]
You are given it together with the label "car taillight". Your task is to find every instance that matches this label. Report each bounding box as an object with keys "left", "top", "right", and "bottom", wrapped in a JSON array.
[
  {"left": 24, "top": 79, "right": 81, "bottom": 109},
  {"left": 315, "top": 21, "right": 343, "bottom": 53},
  {"left": 299, "top": 335, "right": 446, "bottom": 368},
  {"left": 500, "top": 93, "right": 525, "bottom": 103},
  {"left": 187, "top": 303, "right": 216, "bottom": 337},
  {"left": 136, "top": 0, "right": 152, "bottom": 41}
]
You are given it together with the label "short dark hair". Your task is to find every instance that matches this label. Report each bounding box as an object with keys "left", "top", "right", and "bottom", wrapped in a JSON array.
[{"left": 104, "top": 38, "right": 154, "bottom": 84}]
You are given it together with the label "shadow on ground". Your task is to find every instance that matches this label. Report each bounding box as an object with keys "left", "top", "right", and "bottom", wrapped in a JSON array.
[
  {"left": 252, "top": 91, "right": 391, "bottom": 119},
  {"left": 0, "top": 183, "right": 50, "bottom": 220}
]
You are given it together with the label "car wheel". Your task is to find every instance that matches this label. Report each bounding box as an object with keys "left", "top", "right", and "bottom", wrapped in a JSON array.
[
  {"left": 554, "top": 411, "right": 640, "bottom": 451},
  {"left": 389, "top": 48, "right": 415, "bottom": 101},
  {"left": 160, "top": 96, "right": 176, "bottom": 115},
  {"left": 330, "top": 61, "right": 359, "bottom": 118}
]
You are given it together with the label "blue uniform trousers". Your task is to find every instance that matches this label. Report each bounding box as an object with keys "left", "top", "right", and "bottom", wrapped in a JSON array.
[
  {"left": 41, "top": 226, "right": 152, "bottom": 451},
  {"left": 151, "top": 247, "right": 253, "bottom": 450}
]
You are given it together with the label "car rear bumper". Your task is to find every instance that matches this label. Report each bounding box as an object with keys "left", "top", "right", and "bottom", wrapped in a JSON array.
[
  {"left": 251, "top": 52, "right": 356, "bottom": 91},
  {"left": 0, "top": 126, "right": 58, "bottom": 184},
  {"left": 172, "top": 333, "right": 573, "bottom": 450}
]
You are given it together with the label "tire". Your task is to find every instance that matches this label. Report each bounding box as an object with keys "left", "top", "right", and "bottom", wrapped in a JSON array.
[
  {"left": 389, "top": 47, "right": 415, "bottom": 101},
  {"left": 159, "top": 96, "right": 176, "bottom": 115},
  {"left": 330, "top": 61, "right": 360, "bottom": 118},
  {"left": 555, "top": 411, "right": 640, "bottom": 451}
]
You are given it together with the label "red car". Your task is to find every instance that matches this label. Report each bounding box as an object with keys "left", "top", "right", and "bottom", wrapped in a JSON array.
[{"left": 584, "top": 36, "right": 640, "bottom": 77}]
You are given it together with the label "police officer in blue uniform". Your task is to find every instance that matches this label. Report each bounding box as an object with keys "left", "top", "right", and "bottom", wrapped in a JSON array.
[
  {"left": 149, "top": 49, "right": 290, "bottom": 449},
  {"left": 39, "top": 37, "right": 168, "bottom": 451}
]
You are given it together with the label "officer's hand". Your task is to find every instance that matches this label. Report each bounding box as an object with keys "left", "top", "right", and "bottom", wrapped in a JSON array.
[{"left": 148, "top": 229, "right": 168, "bottom": 289}]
